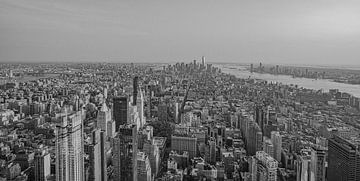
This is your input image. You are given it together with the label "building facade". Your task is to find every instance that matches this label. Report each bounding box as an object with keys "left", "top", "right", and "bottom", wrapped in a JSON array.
[{"left": 55, "top": 111, "right": 85, "bottom": 181}]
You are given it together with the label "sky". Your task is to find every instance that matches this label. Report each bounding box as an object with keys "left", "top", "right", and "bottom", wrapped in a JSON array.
[{"left": 1, "top": 0, "right": 360, "bottom": 65}]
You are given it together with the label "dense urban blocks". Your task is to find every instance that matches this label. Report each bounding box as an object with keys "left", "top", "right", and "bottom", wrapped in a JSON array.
[{"left": 0, "top": 61, "right": 359, "bottom": 180}]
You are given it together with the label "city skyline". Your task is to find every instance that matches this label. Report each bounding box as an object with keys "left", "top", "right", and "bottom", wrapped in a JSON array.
[
  {"left": 0, "top": 0, "right": 360, "bottom": 180},
  {"left": 1, "top": 0, "right": 360, "bottom": 65}
]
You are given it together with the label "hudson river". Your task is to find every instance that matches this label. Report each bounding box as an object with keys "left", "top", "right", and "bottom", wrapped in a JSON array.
[{"left": 217, "top": 64, "right": 360, "bottom": 98}]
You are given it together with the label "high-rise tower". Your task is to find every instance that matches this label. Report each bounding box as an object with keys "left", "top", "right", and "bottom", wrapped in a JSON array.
[
  {"left": 97, "top": 103, "right": 111, "bottom": 136},
  {"left": 89, "top": 129, "right": 107, "bottom": 181},
  {"left": 270, "top": 131, "right": 282, "bottom": 162},
  {"left": 133, "top": 76, "right": 138, "bottom": 106},
  {"left": 113, "top": 124, "right": 138, "bottom": 181},
  {"left": 328, "top": 135, "right": 360, "bottom": 181},
  {"left": 55, "top": 111, "right": 85, "bottom": 181},
  {"left": 310, "top": 145, "right": 326, "bottom": 181},
  {"left": 34, "top": 149, "right": 51, "bottom": 181},
  {"left": 113, "top": 97, "right": 128, "bottom": 128}
]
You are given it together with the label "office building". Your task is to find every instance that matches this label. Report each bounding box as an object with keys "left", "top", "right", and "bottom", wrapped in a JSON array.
[
  {"left": 113, "top": 96, "right": 128, "bottom": 128},
  {"left": 34, "top": 150, "right": 51, "bottom": 181},
  {"left": 113, "top": 124, "right": 138, "bottom": 181},
  {"left": 255, "top": 151, "right": 278, "bottom": 181},
  {"left": 201, "top": 56, "right": 206, "bottom": 69},
  {"left": 55, "top": 110, "right": 85, "bottom": 181},
  {"left": 89, "top": 129, "right": 107, "bottom": 181},
  {"left": 133, "top": 76, "right": 138, "bottom": 106},
  {"left": 246, "top": 120, "right": 263, "bottom": 156},
  {"left": 271, "top": 131, "right": 282, "bottom": 162},
  {"left": 107, "top": 119, "right": 116, "bottom": 138},
  {"left": 263, "top": 137, "right": 274, "bottom": 159},
  {"left": 143, "top": 140, "right": 160, "bottom": 176},
  {"left": 327, "top": 135, "right": 360, "bottom": 181},
  {"left": 137, "top": 152, "right": 152, "bottom": 181},
  {"left": 310, "top": 145, "right": 326, "bottom": 181},
  {"left": 136, "top": 88, "right": 145, "bottom": 127},
  {"left": 171, "top": 135, "right": 197, "bottom": 158},
  {"left": 158, "top": 103, "right": 168, "bottom": 122},
  {"left": 295, "top": 154, "right": 311, "bottom": 181},
  {"left": 97, "top": 103, "right": 111, "bottom": 136},
  {"left": 205, "top": 138, "right": 216, "bottom": 165}
]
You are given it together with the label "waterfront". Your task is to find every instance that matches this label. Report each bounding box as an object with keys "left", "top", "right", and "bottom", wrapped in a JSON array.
[
  {"left": 0, "top": 74, "right": 59, "bottom": 84},
  {"left": 217, "top": 64, "right": 360, "bottom": 98}
]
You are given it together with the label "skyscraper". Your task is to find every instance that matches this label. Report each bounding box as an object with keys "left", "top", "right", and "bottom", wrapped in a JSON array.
[
  {"left": 133, "top": 76, "right": 138, "bottom": 106},
  {"left": 208, "top": 138, "right": 216, "bottom": 165},
  {"left": 295, "top": 154, "right": 311, "bottom": 181},
  {"left": 263, "top": 137, "right": 274, "bottom": 159},
  {"left": 89, "top": 129, "right": 107, "bottom": 181},
  {"left": 310, "top": 145, "right": 326, "bottom": 181},
  {"left": 103, "top": 87, "right": 108, "bottom": 100},
  {"left": 327, "top": 135, "right": 360, "bottom": 181},
  {"left": 55, "top": 110, "right": 85, "bottom": 181},
  {"left": 137, "top": 152, "right": 152, "bottom": 181},
  {"left": 97, "top": 103, "right": 111, "bottom": 137},
  {"left": 143, "top": 140, "right": 160, "bottom": 177},
  {"left": 174, "top": 102, "right": 179, "bottom": 123},
  {"left": 113, "top": 96, "right": 128, "bottom": 129},
  {"left": 245, "top": 119, "right": 263, "bottom": 156},
  {"left": 158, "top": 103, "right": 168, "bottom": 122},
  {"left": 271, "top": 131, "right": 282, "bottom": 162},
  {"left": 107, "top": 119, "right": 116, "bottom": 138},
  {"left": 113, "top": 124, "right": 138, "bottom": 181},
  {"left": 34, "top": 149, "right": 51, "bottom": 181}
]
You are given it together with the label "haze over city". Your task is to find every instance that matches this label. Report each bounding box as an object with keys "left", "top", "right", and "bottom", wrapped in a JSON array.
[
  {"left": 1, "top": 0, "right": 360, "bottom": 65},
  {"left": 2, "top": 0, "right": 360, "bottom": 181}
]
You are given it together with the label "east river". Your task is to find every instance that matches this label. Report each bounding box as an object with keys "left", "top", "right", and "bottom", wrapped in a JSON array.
[{"left": 217, "top": 64, "right": 360, "bottom": 98}]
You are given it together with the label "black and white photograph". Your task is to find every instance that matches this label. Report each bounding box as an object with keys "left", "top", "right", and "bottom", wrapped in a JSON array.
[{"left": 0, "top": 0, "right": 360, "bottom": 180}]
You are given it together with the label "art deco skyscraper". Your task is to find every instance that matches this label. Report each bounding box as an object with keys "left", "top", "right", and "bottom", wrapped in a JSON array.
[
  {"left": 55, "top": 110, "right": 85, "bottom": 181},
  {"left": 97, "top": 102, "right": 111, "bottom": 136}
]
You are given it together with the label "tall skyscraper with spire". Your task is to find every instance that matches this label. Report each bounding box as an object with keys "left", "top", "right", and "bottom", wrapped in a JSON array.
[
  {"left": 55, "top": 110, "right": 85, "bottom": 181},
  {"left": 97, "top": 102, "right": 111, "bottom": 137}
]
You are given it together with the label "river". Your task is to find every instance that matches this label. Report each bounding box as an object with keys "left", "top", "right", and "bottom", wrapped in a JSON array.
[{"left": 216, "top": 64, "right": 360, "bottom": 98}]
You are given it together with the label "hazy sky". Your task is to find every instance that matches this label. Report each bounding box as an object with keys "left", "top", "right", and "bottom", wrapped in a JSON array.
[{"left": 1, "top": 0, "right": 360, "bottom": 65}]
